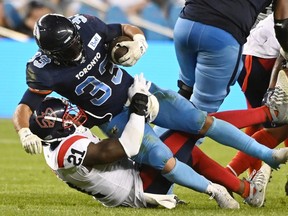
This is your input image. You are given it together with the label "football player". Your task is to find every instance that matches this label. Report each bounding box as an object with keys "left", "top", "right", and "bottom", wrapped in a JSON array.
[
  {"left": 223, "top": 13, "right": 288, "bottom": 194},
  {"left": 30, "top": 96, "right": 270, "bottom": 208},
  {"left": 12, "top": 13, "right": 288, "bottom": 209},
  {"left": 174, "top": 0, "right": 288, "bottom": 113}
]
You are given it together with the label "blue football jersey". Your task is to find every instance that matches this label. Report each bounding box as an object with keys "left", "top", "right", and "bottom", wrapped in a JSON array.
[{"left": 26, "top": 14, "right": 133, "bottom": 125}]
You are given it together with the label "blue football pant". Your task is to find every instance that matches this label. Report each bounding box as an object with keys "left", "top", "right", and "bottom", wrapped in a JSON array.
[
  {"left": 174, "top": 18, "right": 243, "bottom": 113},
  {"left": 100, "top": 83, "right": 279, "bottom": 172}
]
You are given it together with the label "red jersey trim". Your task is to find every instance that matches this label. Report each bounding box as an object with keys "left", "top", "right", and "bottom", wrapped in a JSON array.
[
  {"left": 57, "top": 135, "right": 86, "bottom": 168},
  {"left": 29, "top": 87, "right": 52, "bottom": 95}
]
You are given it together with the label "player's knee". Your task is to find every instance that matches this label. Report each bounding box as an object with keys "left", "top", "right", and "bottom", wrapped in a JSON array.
[
  {"left": 148, "top": 146, "right": 173, "bottom": 170},
  {"left": 163, "top": 157, "right": 176, "bottom": 174},
  {"left": 199, "top": 115, "right": 214, "bottom": 135}
]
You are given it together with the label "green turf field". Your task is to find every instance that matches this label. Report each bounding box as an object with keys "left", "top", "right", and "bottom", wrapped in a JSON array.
[{"left": 1, "top": 118, "right": 287, "bottom": 216}]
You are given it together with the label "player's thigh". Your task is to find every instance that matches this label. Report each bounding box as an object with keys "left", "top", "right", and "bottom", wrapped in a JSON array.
[
  {"left": 174, "top": 18, "right": 198, "bottom": 86},
  {"left": 238, "top": 55, "right": 274, "bottom": 108}
]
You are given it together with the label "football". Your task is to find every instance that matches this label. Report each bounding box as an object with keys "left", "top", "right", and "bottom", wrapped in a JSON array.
[{"left": 109, "top": 35, "right": 133, "bottom": 64}]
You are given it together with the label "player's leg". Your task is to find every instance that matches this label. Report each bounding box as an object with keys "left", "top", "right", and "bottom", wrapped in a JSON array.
[
  {"left": 141, "top": 130, "right": 270, "bottom": 207},
  {"left": 173, "top": 18, "right": 198, "bottom": 100},
  {"left": 149, "top": 83, "right": 288, "bottom": 170},
  {"left": 235, "top": 55, "right": 275, "bottom": 174},
  {"left": 174, "top": 18, "right": 243, "bottom": 113},
  {"left": 210, "top": 105, "right": 272, "bottom": 129},
  {"left": 226, "top": 69, "right": 288, "bottom": 175},
  {"left": 100, "top": 111, "right": 238, "bottom": 208},
  {"left": 227, "top": 125, "right": 288, "bottom": 176}
]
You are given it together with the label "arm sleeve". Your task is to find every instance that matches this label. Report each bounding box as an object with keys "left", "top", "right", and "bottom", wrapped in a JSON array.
[
  {"left": 118, "top": 113, "right": 145, "bottom": 158},
  {"left": 19, "top": 89, "right": 47, "bottom": 111}
]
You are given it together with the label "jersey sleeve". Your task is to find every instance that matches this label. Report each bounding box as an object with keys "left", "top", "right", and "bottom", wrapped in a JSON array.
[
  {"left": 81, "top": 13, "right": 122, "bottom": 42},
  {"left": 57, "top": 135, "right": 91, "bottom": 169}
]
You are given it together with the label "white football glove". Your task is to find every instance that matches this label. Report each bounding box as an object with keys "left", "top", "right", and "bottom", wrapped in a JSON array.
[
  {"left": 128, "top": 73, "right": 151, "bottom": 99},
  {"left": 118, "top": 34, "right": 148, "bottom": 66},
  {"left": 18, "top": 128, "right": 42, "bottom": 154},
  {"left": 128, "top": 73, "right": 159, "bottom": 122}
]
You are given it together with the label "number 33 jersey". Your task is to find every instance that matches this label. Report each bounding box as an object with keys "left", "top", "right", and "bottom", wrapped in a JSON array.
[
  {"left": 26, "top": 14, "right": 134, "bottom": 126},
  {"left": 43, "top": 129, "right": 146, "bottom": 208}
]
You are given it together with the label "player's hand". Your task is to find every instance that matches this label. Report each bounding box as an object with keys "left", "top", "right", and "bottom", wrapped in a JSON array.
[
  {"left": 128, "top": 73, "right": 159, "bottom": 122},
  {"left": 118, "top": 34, "right": 148, "bottom": 66},
  {"left": 130, "top": 93, "right": 148, "bottom": 116},
  {"left": 18, "top": 128, "right": 42, "bottom": 154},
  {"left": 128, "top": 73, "right": 151, "bottom": 100}
]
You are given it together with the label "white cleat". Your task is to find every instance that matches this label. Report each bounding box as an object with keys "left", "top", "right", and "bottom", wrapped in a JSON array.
[
  {"left": 244, "top": 163, "right": 272, "bottom": 207},
  {"left": 276, "top": 70, "right": 288, "bottom": 94},
  {"left": 270, "top": 147, "right": 288, "bottom": 170},
  {"left": 265, "top": 70, "right": 288, "bottom": 124},
  {"left": 207, "top": 183, "right": 240, "bottom": 209}
]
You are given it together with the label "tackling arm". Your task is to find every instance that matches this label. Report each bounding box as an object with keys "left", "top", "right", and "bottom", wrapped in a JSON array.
[
  {"left": 13, "top": 89, "right": 47, "bottom": 154},
  {"left": 268, "top": 54, "right": 286, "bottom": 88},
  {"left": 82, "top": 93, "right": 147, "bottom": 168},
  {"left": 274, "top": 0, "right": 288, "bottom": 51},
  {"left": 13, "top": 103, "right": 33, "bottom": 132}
]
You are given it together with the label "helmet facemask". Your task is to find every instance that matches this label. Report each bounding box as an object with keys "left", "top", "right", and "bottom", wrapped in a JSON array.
[
  {"left": 48, "top": 32, "right": 85, "bottom": 64},
  {"left": 30, "top": 97, "right": 88, "bottom": 146}
]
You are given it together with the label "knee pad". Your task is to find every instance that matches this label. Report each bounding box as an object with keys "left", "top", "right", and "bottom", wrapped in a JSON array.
[{"left": 177, "top": 80, "right": 193, "bottom": 100}]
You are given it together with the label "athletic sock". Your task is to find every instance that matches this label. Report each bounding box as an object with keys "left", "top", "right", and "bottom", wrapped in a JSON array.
[
  {"left": 226, "top": 129, "right": 278, "bottom": 176},
  {"left": 210, "top": 106, "right": 270, "bottom": 129},
  {"left": 192, "top": 146, "right": 241, "bottom": 194},
  {"left": 205, "top": 118, "right": 276, "bottom": 168},
  {"left": 245, "top": 125, "right": 263, "bottom": 136},
  {"left": 163, "top": 158, "right": 210, "bottom": 193},
  {"left": 245, "top": 126, "right": 263, "bottom": 174},
  {"left": 241, "top": 180, "right": 252, "bottom": 198}
]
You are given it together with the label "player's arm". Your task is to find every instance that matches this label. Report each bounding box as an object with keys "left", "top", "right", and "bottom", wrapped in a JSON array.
[
  {"left": 268, "top": 53, "right": 286, "bottom": 88},
  {"left": 274, "top": 0, "right": 288, "bottom": 52},
  {"left": 13, "top": 89, "right": 48, "bottom": 154},
  {"left": 82, "top": 93, "right": 148, "bottom": 168},
  {"left": 115, "top": 24, "right": 148, "bottom": 66}
]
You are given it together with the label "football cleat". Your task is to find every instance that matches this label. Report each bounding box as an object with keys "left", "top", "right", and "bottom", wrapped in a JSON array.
[
  {"left": 265, "top": 70, "right": 288, "bottom": 124},
  {"left": 270, "top": 147, "right": 288, "bottom": 170},
  {"left": 207, "top": 183, "right": 240, "bottom": 209},
  {"left": 276, "top": 70, "right": 288, "bottom": 93},
  {"left": 244, "top": 163, "right": 272, "bottom": 207}
]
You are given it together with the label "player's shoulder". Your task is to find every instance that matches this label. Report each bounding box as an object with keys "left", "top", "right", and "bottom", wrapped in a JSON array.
[
  {"left": 69, "top": 13, "right": 103, "bottom": 28},
  {"left": 27, "top": 51, "right": 54, "bottom": 70},
  {"left": 56, "top": 134, "right": 91, "bottom": 169}
]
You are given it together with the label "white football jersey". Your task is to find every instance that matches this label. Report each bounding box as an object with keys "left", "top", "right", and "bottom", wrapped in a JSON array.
[
  {"left": 243, "top": 13, "right": 280, "bottom": 58},
  {"left": 43, "top": 127, "right": 146, "bottom": 208}
]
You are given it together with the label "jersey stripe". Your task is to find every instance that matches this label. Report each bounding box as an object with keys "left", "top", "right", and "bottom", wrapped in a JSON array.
[
  {"left": 29, "top": 87, "right": 52, "bottom": 95},
  {"left": 57, "top": 135, "right": 86, "bottom": 168},
  {"left": 242, "top": 55, "right": 252, "bottom": 92}
]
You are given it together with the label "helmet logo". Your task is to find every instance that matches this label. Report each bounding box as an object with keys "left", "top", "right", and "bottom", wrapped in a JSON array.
[{"left": 36, "top": 107, "right": 57, "bottom": 128}]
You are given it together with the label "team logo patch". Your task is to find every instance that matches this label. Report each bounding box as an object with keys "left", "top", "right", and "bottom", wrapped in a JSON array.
[
  {"left": 36, "top": 107, "right": 57, "bottom": 128},
  {"left": 88, "top": 33, "right": 101, "bottom": 50}
]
